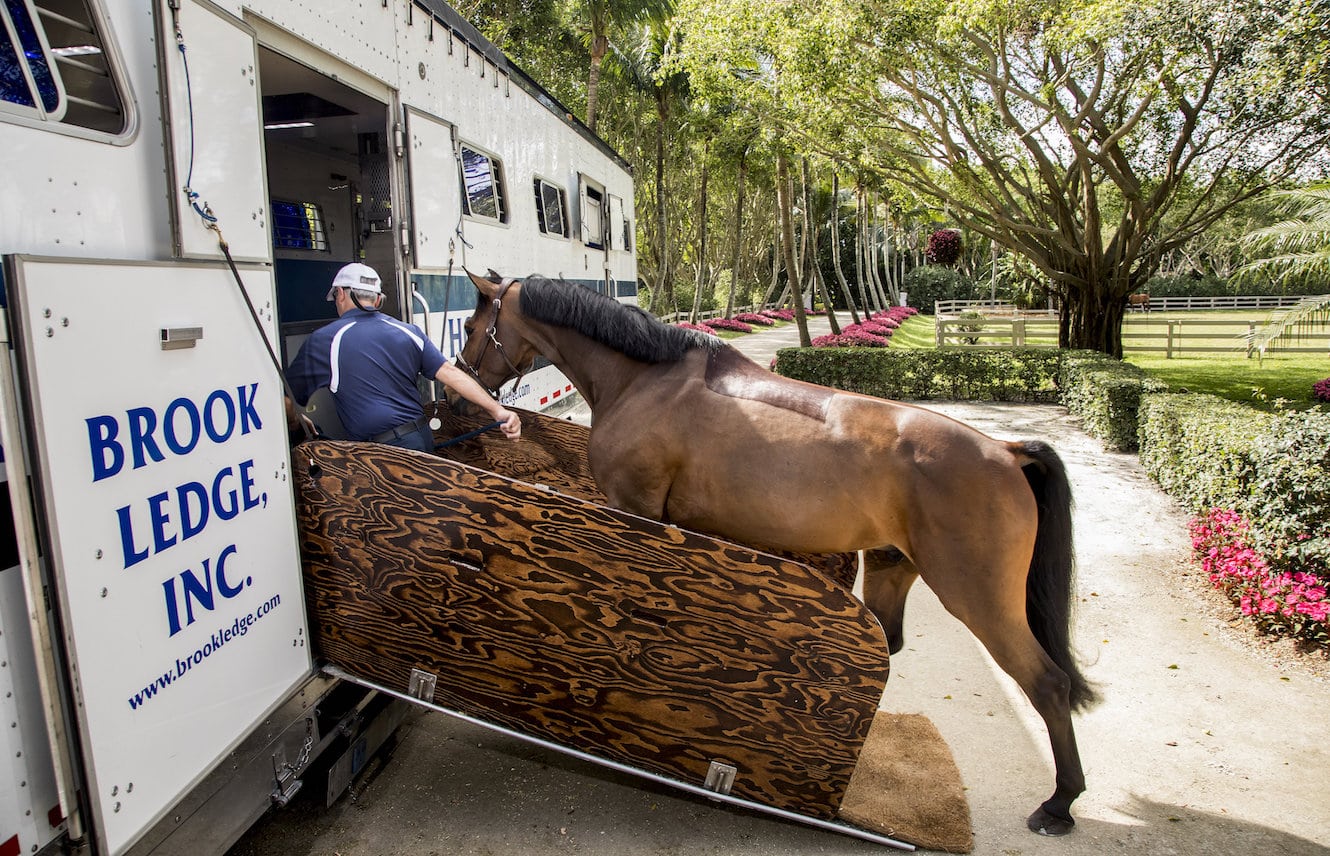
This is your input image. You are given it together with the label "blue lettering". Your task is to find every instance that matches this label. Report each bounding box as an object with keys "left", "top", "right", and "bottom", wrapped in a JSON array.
[
  {"left": 212, "top": 466, "right": 239, "bottom": 521},
  {"left": 203, "top": 389, "right": 236, "bottom": 443},
  {"left": 87, "top": 415, "right": 124, "bottom": 482},
  {"left": 163, "top": 577, "right": 182, "bottom": 636},
  {"left": 127, "top": 407, "right": 165, "bottom": 470},
  {"left": 177, "top": 481, "right": 209, "bottom": 540},
  {"left": 237, "top": 383, "right": 262, "bottom": 434},
  {"left": 118, "top": 505, "right": 149, "bottom": 568},
  {"left": 178, "top": 562, "right": 214, "bottom": 628},
  {"left": 163, "top": 398, "right": 201, "bottom": 456},
  {"left": 238, "top": 459, "right": 260, "bottom": 511},
  {"left": 148, "top": 491, "right": 177, "bottom": 554},
  {"left": 215, "top": 544, "right": 242, "bottom": 598},
  {"left": 162, "top": 544, "right": 246, "bottom": 637}
]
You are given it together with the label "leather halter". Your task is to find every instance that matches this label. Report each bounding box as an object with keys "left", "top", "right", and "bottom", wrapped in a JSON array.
[{"left": 455, "top": 277, "right": 527, "bottom": 399}]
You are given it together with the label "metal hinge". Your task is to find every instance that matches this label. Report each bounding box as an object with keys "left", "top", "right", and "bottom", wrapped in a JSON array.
[
  {"left": 702, "top": 760, "right": 736, "bottom": 798},
  {"left": 408, "top": 668, "right": 437, "bottom": 703}
]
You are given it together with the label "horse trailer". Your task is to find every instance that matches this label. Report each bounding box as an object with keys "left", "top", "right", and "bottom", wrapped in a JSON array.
[{"left": 0, "top": 0, "right": 635, "bottom": 853}]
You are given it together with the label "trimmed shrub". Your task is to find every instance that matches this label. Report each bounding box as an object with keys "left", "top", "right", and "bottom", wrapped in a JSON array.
[
  {"left": 1314, "top": 378, "right": 1330, "bottom": 402},
  {"left": 775, "top": 346, "right": 1067, "bottom": 402},
  {"left": 1137, "top": 394, "right": 1272, "bottom": 510},
  {"left": 1057, "top": 353, "right": 1170, "bottom": 451}
]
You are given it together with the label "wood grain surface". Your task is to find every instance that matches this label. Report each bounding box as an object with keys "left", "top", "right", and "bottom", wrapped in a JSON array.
[{"left": 293, "top": 438, "right": 889, "bottom": 817}]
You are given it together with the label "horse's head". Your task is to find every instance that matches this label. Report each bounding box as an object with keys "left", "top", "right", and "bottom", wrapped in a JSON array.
[{"left": 452, "top": 270, "right": 541, "bottom": 407}]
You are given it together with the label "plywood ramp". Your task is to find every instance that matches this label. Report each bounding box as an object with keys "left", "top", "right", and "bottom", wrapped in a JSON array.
[{"left": 292, "top": 439, "right": 889, "bottom": 818}]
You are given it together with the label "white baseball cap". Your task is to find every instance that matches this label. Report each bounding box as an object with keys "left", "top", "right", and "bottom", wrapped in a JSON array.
[{"left": 327, "top": 263, "right": 383, "bottom": 300}]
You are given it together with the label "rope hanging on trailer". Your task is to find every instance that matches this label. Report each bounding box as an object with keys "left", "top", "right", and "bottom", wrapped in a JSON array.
[{"left": 168, "top": 1, "right": 217, "bottom": 225}]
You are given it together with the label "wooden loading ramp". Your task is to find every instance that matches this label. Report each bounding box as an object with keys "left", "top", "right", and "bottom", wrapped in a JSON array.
[{"left": 291, "top": 406, "right": 937, "bottom": 851}]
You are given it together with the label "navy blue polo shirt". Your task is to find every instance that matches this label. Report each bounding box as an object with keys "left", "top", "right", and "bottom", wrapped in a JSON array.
[{"left": 288, "top": 309, "right": 448, "bottom": 441}]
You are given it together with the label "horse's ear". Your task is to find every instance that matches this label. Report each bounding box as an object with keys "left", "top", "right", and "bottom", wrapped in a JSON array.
[{"left": 465, "top": 268, "right": 500, "bottom": 296}]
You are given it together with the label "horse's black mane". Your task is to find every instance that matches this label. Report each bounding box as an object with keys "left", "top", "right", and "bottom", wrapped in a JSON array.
[{"left": 519, "top": 275, "right": 722, "bottom": 363}]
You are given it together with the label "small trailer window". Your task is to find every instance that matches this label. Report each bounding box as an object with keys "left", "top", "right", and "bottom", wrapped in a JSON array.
[
  {"left": 460, "top": 143, "right": 507, "bottom": 223},
  {"left": 0, "top": 0, "right": 130, "bottom": 136},
  {"left": 271, "top": 200, "right": 329, "bottom": 251},
  {"left": 533, "top": 178, "right": 568, "bottom": 238}
]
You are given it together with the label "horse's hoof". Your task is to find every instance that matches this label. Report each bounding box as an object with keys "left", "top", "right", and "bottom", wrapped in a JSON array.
[{"left": 1027, "top": 806, "right": 1075, "bottom": 836}]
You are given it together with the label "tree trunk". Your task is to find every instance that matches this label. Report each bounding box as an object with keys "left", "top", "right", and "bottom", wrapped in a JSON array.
[
  {"left": 803, "top": 159, "right": 840, "bottom": 334},
  {"left": 829, "top": 172, "right": 861, "bottom": 324},
  {"left": 1063, "top": 283, "right": 1128, "bottom": 357},
  {"left": 691, "top": 138, "right": 711, "bottom": 322},
  {"left": 586, "top": 34, "right": 609, "bottom": 134},
  {"left": 650, "top": 90, "right": 670, "bottom": 315},
  {"left": 854, "top": 188, "right": 873, "bottom": 313},
  {"left": 726, "top": 146, "right": 748, "bottom": 317},
  {"left": 777, "top": 155, "right": 811, "bottom": 346}
]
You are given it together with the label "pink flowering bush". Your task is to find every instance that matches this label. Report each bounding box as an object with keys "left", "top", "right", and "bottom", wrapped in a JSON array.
[
  {"left": 761, "top": 309, "right": 795, "bottom": 322},
  {"left": 702, "top": 317, "right": 754, "bottom": 333},
  {"left": 1189, "top": 508, "right": 1329, "bottom": 646},
  {"left": 674, "top": 321, "right": 717, "bottom": 336},
  {"left": 1314, "top": 378, "right": 1330, "bottom": 403},
  {"left": 811, "top": 328, "right": 892, "bottom": 348},
  {"left": 734, "top": 312, "right": 776, "bottom": 326}
]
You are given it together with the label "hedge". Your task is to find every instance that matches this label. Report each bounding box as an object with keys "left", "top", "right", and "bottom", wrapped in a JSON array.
[
  {"left": 775, "top": 346, "right": 1165, "bottom": 450},
  {"left": 1057, "top": 354, "right": 1169, "bottom": 452}
]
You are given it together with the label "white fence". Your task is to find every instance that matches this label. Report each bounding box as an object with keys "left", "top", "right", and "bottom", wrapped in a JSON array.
[
  {"left": 935, "top": 294, "right": 1314, "bottom": 317},
  {"left": 934, "top": 315, "right": 1330, "bottom": 356}
]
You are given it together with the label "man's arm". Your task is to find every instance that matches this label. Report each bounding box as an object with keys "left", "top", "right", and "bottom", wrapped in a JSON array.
[{"left": 433, "top": 362, "right": 522, "bottom": 439}]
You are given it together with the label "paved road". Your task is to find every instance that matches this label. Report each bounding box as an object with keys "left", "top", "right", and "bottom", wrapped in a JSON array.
[{"left": 231, "top": 315, "right": 1330, "bottom": 855}]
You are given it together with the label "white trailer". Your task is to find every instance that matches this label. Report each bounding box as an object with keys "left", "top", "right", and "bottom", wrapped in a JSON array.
[{"left": 0, "top": 1, "right": 637, "bottom": 853}]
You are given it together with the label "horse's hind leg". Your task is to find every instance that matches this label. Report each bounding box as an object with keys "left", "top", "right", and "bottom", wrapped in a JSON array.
[
  {"left": 917, "top": 543, "right": 1085, "bottom": 835},
  {"left": 861, "top": 547, "right": 918, "bottom": 655}
]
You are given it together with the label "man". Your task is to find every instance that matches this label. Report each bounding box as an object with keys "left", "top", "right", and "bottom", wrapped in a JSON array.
[{"left": 287, "top": 263, "right": 521, "bottom": 451}]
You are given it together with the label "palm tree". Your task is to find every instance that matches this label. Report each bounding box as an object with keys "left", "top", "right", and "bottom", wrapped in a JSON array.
[
  {"left": 1238, "top": 183, "right": 1330, "bottom": 354},
  {"left": 576, "top": 0, "right": 673, "bottom": 133}
]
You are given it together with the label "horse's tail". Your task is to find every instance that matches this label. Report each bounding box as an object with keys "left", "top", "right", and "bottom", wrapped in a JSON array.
[{"left": 1016, "top": 440, "right": 1100, "bottom": 712}]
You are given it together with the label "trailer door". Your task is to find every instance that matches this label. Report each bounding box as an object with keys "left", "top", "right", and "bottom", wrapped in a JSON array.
[
  {"left": 404, "top": 107, "right": 461, "bottom": 271},
  {"left": 157, "top": 0, "right": 272, "bottom": 263},
  {"left": 6, "top": 257, "right": 310, "bottom": 856}
]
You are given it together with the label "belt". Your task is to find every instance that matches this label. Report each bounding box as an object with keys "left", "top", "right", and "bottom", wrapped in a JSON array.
[{"left": 370, "top": 416, "right": 431, "bottom": 443}]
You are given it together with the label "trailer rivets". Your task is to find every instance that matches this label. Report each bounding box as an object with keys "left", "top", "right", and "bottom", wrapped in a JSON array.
[
  {"left": 45, "top": 328, "right": 53, "bottom": 337},
  {"left": 127, "top": 783, "right": 133, "bottom": 793},
  {"left": 62, "top": 318, "right": 69, "bottom": 327},
  {"left": 42, "top": 308, "right": 51, "bottom": 318},
  {"left": 100, "top": 588, "right": 107, "bottom": 598},
  {"left": 96, "top": 549, "right": 103, "bottom": 559},
  {"left": 111, "top": 785, "right": 118, "bottom": 796},
  {"left": 113, "top": 802, "right": 120, "bottom": 813}
]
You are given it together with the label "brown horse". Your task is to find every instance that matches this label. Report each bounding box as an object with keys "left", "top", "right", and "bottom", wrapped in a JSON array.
[{"left": 455, "top": 271, "right": 1098, "bottom": 836}]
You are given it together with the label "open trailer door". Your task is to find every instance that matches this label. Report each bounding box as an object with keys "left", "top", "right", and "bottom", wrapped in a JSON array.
[{"left": 5, "top": 257, "right": 310, "bottom": 856}]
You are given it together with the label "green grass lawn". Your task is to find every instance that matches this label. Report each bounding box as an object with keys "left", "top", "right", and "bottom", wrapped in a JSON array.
[
  {"left": 888, "top": 315, "right": 938, "bottom": 348},
  {"left": 1125, "top": 353, "right": 1329, "bottom": 410}
]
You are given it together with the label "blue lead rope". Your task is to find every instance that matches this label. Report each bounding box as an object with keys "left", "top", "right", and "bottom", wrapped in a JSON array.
[{"left": 434, "top": 420, "right": 503, "bottom": 450}]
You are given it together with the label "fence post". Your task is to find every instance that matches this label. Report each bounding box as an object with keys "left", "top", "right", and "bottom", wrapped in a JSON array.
[
  {"left": 1166, "top": 320, "right": 1175, "bottom": 358},
  {"left": 1013, "top": 318, "right": 1026, "bottom": 346},
  {"left": 935, "top": 320, "right": 944, "bottom": 348},
  {"left": 1247, "top": 321, "right": 1256, "bottom": 359}
]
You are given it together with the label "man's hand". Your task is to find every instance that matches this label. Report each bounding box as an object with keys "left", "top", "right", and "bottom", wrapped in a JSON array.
[{"left": 494, "top": 407, "right": 521, "bottom": 440}]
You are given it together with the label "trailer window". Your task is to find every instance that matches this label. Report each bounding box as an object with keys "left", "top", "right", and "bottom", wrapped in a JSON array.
[
  {"left": 271, "top": 199, "right": 329, "bottom": 251},
  {"left": 533, "top": 178, "right": 568, "bottom": 238},
  {"left": 460, "top": 144, "right": 507, "bottom": 223},
  {"left": 0, "top": 0, "right": 130, "bottom": 136}
]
